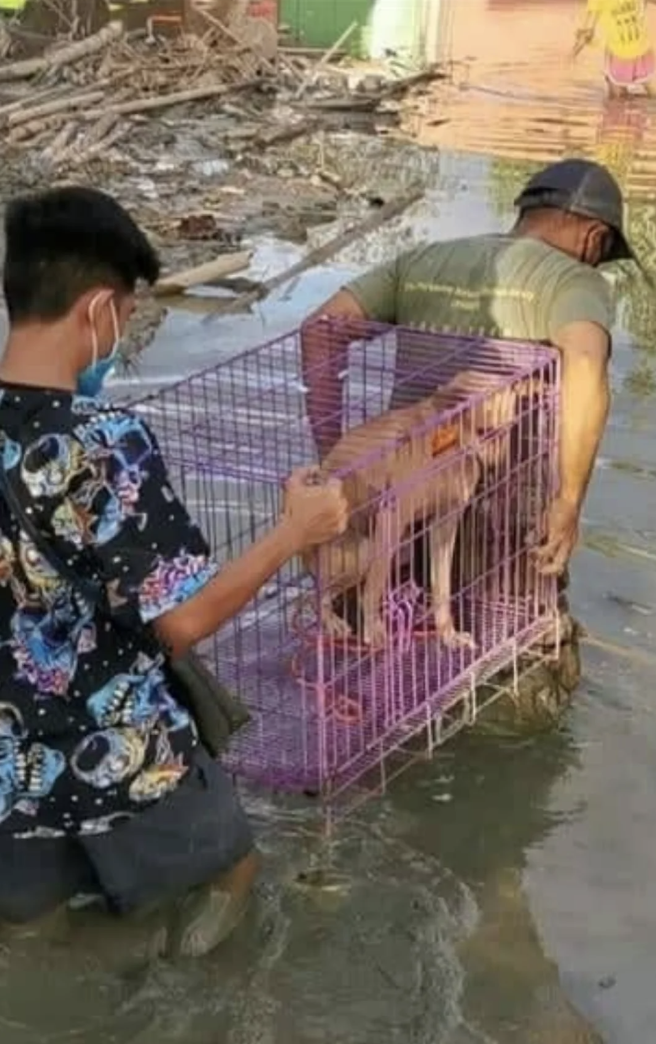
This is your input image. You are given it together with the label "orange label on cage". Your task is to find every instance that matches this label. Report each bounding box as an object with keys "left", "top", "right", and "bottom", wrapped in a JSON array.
[{"left": 431, "top": 425, "right": 459, "bottom": 457}]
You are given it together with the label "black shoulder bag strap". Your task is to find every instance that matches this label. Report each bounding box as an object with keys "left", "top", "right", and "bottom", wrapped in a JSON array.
[{"left": 0, "top": 447, "right": 250, "bottom": 757}]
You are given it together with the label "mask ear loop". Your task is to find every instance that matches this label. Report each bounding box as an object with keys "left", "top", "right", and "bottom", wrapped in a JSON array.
[
  {"left": 108, "top": 299, "right": 120, "bottom": 360},
  {"left": 87, "top": 292, "right": 102, "bottom": 368}
]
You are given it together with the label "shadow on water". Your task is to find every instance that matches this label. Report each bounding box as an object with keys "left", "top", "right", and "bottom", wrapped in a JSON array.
[{"left": 4, "top": 1, "right": 656, "bottom": 1039}]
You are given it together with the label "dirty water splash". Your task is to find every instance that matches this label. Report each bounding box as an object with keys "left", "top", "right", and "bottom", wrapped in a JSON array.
[{"left": 0, "top": 802, "right": 477, "bottom": 1044}]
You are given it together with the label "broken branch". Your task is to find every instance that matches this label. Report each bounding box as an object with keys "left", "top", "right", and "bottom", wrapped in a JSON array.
[
  {"left": 82, "top": 78, "right": 261, "bottom": 120},
  {"left": 154, "top": 250, "right": 253, "bottom": 297},
  {"left": 8, "top": 89, "right": 106, "bottom": 128},
  {"left": 207, "top": 189, "right": 424, "bottom": 315}
]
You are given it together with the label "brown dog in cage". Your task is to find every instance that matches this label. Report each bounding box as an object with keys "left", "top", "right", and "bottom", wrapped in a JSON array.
[{"left": 303, "top": 371, "right": 537, "bottom": 649}]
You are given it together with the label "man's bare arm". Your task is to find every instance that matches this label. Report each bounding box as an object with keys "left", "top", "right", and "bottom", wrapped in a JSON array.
[
  {"left": 301, "top": 289, "right": 368, "bottom": 460},
  {"left": 154, "top": 521, "right": 299, "bottom": 657},
  {"left": 552, "top": 320, "right": 611, "bottom": 510},
  {"left": 154, "top": 472, "right": 347, "bottom": 657},
  {"left": 535, "top": 319, "right": 610, "bottom": 574}
]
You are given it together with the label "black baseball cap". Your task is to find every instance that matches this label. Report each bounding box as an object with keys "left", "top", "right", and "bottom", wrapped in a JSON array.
[{"left": 514, "top": 158, "right": 638, "bottom": 265}]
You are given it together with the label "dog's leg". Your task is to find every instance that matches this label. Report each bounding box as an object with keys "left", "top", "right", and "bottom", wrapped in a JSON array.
[
  {"left": 428, "top": 459, "right": 481, "bottom": 650},
  {"left": 320, "top": 595, "right": 353, "bottom": 639},
  {"left": 361, "top": 505, "right": 402, "bottom": 649},
  {"left": 428, "top": 511, "right": 475, "bottom": 649},
  {"left": 318, "top": 536, "right": 371, "bottom": 641}
]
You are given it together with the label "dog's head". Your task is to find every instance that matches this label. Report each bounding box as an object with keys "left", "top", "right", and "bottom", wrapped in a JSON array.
[
  {"left": 443, "top": 370, "right": 543, "bottom": 465},
  {"left": 444, "top": 370, "right": 540, "bottom": 426}
]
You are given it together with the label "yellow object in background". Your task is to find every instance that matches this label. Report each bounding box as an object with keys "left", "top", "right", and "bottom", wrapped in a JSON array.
[
  {"left": 586, "top": 0, "right": 652, "bottom": 59},
  {"left": 0, "top": 0, "right": 26, "bottom": 11}
]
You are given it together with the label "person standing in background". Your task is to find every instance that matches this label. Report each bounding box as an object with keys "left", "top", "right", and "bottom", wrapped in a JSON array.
[{"left": 575, "top": 0, "right": 656, "bottom": 98}]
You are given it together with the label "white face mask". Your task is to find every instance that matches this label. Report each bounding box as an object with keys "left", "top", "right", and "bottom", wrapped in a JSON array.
[{"left": 77, "top": 292, "right": 121, "bottom": 398}]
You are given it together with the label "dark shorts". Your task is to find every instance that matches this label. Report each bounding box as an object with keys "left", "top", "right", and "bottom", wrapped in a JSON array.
[{"left": 0, "top": 746, "right": 253, "bottom": 924}]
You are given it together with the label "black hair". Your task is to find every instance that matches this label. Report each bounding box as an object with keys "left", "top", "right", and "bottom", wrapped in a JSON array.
[
  {"left": 516, "top": 205, "right": 616, "bottom": 262},
  {"left": 516, "top": 204, "right": 568, "bottom": 226},
  {"left": 3, "top": 185, "right": 161, "bottom": 324},
  {"left": 516, "top": 204, "right": 600, "bottom": 231}
]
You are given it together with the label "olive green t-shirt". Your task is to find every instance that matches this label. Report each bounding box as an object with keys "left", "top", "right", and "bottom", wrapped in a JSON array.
[{"left": 345, "top": 233, "right": 613, "bottom": 404}]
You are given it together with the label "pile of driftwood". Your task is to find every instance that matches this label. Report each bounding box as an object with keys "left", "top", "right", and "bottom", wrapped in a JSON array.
[
  {"left": 0, "top": 9, "right": 446, "bottom": 171},
  {"left": 0, "top": 15, "right": 275, "bottom": 166}
]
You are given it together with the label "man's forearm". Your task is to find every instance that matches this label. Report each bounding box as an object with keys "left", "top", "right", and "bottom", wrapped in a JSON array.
[
  {"left": 300, "top": 290, "right": 371, "bottom": 459},
  {"left": 155, "top": 520, "right": 299, "bottom": 656},
  {"left": 558, "top": 350, "right": 610, "bottom": 509},
  {"left": 301, "top": 317, "right": 348, "bottom": 459}
]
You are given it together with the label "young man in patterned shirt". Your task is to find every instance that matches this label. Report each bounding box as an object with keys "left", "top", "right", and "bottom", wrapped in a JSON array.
[{"left": 0, "top": 186, "right": 346, "bottom": 956}]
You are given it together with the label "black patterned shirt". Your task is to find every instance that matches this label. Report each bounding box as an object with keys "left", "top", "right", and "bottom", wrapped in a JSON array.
[{"left": 0, "top": 383, "right": 218, "bottom": 838}]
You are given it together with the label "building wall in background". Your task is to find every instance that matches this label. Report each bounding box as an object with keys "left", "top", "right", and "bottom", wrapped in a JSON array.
[
  {"left": 280, "top": 0, "right": 449, "bottom": 63},
  {"left": 279, "top": 0, "right": 373, "bottom": 53}
]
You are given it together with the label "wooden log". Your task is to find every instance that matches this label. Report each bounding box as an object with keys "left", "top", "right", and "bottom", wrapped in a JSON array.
[
  {"left": 0, "top": 22, "right": 123, "bottom": 83},
  {"left": 7, "top": 89, "right": 106, "bottom": 128},
  {"left": 81, "top": 77, "right": 260, "bottom": 120},
  {"left": 206, "top": 188, "right": 424, "bottom": 316},
  {"left": 154, "top": 250, "right": 253, "bottom": 297},
  {"left": 7, "top": 77, "right": 260, "bottom": 145},
  {"left": 0, "top": 83, "right": 73, "bottom": 120},
  {"left": 265, "top": 189, "right": 424, "bottom": 293}
]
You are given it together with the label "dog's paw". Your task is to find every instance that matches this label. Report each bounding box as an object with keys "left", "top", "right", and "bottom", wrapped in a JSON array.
[
  {"left": 322, "top": 612, "right": 352, "bottom": 641},
  {"left": 363, "top": 617, "right": 388, "bottom": 650},
  {"left": 435, "top": 619, "right": 476, "bottom": 650}
]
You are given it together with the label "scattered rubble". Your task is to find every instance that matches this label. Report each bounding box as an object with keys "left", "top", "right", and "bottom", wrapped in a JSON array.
[
  {"left": 0, "top": 15, "right": 444, "bottom": 170},
  {"left": 0, "top": 6, "right": 448, "bottom": 356}
]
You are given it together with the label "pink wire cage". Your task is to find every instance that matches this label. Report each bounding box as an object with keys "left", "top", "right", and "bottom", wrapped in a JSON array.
[{"left": 132, "top": 323, "right": 560, "bottom": 804}]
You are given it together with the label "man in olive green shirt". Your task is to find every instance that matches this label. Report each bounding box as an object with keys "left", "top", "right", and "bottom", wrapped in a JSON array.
[{"left": 301, "top": 159, "right": 636, "bottom": 726}]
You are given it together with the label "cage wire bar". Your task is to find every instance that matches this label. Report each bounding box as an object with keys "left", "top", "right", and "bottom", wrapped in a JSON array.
[{"left": 132, "top": 323, "right": 560, "bottom": 809}]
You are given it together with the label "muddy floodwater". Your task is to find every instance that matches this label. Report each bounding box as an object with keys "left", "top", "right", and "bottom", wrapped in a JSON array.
[{"left": 2, "top": 4, "right": 656, "bottom": 1042}]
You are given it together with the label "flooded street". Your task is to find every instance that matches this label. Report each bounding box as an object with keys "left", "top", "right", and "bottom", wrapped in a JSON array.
[{"left": 2, "top": 1, "right": 656, "bottom": 1040}]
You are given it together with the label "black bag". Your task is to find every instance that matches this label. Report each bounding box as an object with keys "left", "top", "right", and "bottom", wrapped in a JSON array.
[
  {"left": 0, "top": 455, "right": 250, "bottom": 757},
  {"left": 163, "top": 648, "right": 250, "bottom": 756}
]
